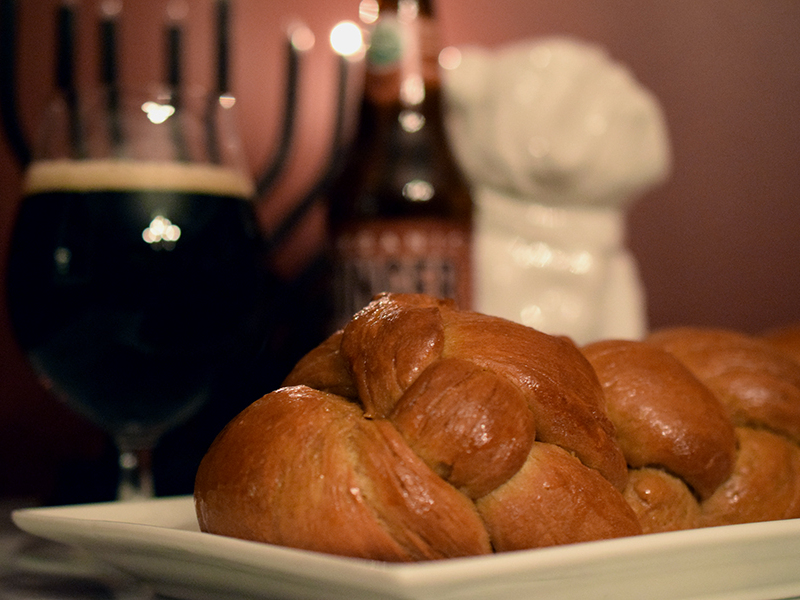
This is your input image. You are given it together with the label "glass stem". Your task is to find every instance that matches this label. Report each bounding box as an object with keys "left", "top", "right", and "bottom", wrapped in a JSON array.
[{"left": 117, "top": 447, "right": 155, "bottom": 501}]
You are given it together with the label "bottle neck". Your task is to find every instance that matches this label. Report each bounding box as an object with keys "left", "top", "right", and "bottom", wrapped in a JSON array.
[
  {"left": 363, "top": 0, "right": 441, "bottom": 107},
  {"left": 374, "top": 0, "right": 433, "bottom": 16}
]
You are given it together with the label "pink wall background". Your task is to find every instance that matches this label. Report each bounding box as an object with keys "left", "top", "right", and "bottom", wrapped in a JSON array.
[{"left": 2, "top": 0, "right": 799, "bottom": 500}]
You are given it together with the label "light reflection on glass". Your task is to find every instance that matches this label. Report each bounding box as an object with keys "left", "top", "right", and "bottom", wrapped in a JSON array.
[
  {"left": 358, "top": 0, "right": 379, "bottom": 24},
  {"left": 289, "top": 22, "right": 315, "bottom": 53},
  {"left": 398, "top": 0, "right": 418, "bottom": 22},
  {"left": 143, "top": 215, "right": 181, "bottom": 248},
  {"left": 403, "top": 179, "right": 434, "bottom": 202},
  {"left": 54, "top": 246, "right": 71, "bottom": 275},
  {"left": 401, "top": 74, "right": 425, "bottom": 105},
  {"left": 218, "top": 94, "right": 236, "bottom": 110},
  {"left": 141, "top": 101, "right": 176, "bottom": 124},
  {"left": 330, "top": 21, "right": 363, "bottom": 57},
  {"left": 439, "top": 46, "right": 462, "bottom": 71},
  {"left": 399, "top": 109, "right": 425, "bottom": 132}
]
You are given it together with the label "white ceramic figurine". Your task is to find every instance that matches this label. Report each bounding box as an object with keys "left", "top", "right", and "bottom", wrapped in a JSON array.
[{"left": 445, "top": 37, "right": 671, "bottom": 344}]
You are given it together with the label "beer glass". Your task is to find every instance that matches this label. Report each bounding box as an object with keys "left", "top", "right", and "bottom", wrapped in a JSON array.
[{"left": 5, "top": 84, "right": 269, "bottom": 500}]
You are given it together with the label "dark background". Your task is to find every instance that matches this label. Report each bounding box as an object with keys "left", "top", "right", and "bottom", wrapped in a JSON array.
[{"left": 1, "top": 0, "right": 798, "bottom": 503}]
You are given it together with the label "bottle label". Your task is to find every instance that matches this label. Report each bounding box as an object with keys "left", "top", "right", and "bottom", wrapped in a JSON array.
[
  {"left": 332, "top": 219, "right": 472, "bottom": 327},
  {"left": 366, "top": 17, "right": 404, "bottom": 70},
  {"left": 364, "top": 12, "right": 439, "bottom": 106}
]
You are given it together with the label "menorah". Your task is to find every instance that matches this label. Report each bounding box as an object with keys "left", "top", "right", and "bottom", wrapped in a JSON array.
[
  {"left": 0, "top": 0, "right": 362, "bottom": 500},
  {"left": 0, "top": 0, "right": 360, "bottom": 255}
]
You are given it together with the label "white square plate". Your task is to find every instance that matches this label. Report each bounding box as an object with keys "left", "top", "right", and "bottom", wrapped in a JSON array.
[{"left": 12, "top": 496, "right": 800, "bottom": 600}]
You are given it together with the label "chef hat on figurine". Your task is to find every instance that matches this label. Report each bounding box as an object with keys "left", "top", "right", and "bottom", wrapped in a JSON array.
[{"left": 444, "top": 37, "right": 672, "bottom": 343}]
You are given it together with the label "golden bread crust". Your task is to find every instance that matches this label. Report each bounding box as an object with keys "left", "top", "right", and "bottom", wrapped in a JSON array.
[
  {"left": 196, "top": 293, "right": 638, "bottom": 559},
  {"left": 586, "top": 327, "right": 800, "bottom": 534},
  {"left": 196, "top": 299, "right": 800, "bottom": 559}
]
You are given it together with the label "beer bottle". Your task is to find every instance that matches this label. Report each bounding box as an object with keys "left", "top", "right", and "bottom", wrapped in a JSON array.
[{"left": 328, "top": 0, "right": 473, "bottom": 329}]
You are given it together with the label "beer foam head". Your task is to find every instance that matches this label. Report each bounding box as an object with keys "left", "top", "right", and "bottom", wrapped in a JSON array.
[{"left": 24, "top": 159, "right": 255, "bottom": 199}]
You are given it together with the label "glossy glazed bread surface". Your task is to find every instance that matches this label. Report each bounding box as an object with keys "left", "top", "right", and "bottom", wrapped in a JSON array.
[
  {"left": 195, "top": 294, "right": 800, "bottom": 560},
  {"left": 195, "top": 293, "right": 640, "bottom": 560},
  {"left": 584, "top": 328, "right": 800, "bottom": 533}
]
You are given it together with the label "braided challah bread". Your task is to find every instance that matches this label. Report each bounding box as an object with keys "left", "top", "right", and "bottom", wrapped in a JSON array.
[
  {"left": 194, "top": 294, "right": 800, "bottom": 560},
  {"left": 583, "top": 327, "right": 800, "bottom": 534},
  {"left": 195, "top": 293, "right": 640, "bottom": 560}
]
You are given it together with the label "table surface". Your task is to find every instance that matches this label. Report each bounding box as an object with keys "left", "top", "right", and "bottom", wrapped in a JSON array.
[{"left": 1, "top": 500, "right": 161, "bottom": 600}]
